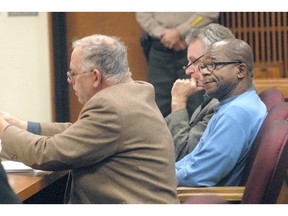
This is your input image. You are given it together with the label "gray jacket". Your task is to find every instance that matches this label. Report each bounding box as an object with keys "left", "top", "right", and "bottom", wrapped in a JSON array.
[{"left": 166, "top": 98, "right": 219, "bottom": 161}]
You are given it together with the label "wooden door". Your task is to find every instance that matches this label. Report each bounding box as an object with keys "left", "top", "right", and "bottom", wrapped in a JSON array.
[{"left": 65, "top": 12, "right": 147, "bottom": 122}]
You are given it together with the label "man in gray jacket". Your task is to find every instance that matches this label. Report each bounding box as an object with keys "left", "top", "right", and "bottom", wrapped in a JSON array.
[
  {"left": 165, "top": 23, "right": 235, "bottom": 161},
  {"left": 136, "top": 12, "right": 219, "bottom": 117}
]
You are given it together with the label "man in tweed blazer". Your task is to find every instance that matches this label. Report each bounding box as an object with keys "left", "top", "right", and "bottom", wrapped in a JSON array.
[
  {"left": 166, "top": 24, "right": 235, "bottom": 161},
  {"left": 0, "top": 35, "right": 179, "bottom": 204}
]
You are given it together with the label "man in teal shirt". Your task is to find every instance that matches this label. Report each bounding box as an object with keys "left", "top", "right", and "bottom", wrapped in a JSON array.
[{"left": 176, "top": 38, "right": 267, "bottom": 186}]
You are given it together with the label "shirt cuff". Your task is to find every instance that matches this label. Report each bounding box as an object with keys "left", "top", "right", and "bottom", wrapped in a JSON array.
[{"left": 27, "top": 121, "right": 41, "bottom": 135}]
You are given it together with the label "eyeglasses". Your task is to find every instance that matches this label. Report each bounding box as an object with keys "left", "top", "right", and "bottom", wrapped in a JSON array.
[
  {"left": 183, "top": 54, "right": 204, "bottom": 71},
  {"left": 67, "top": 70, "right": 92, "bottom": 81},
  {"left": 198, "top": 61, "right": 242, "bottom": 72}
]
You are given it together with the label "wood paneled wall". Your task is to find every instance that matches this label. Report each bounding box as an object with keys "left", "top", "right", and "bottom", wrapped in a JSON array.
[{"left": 219, "top": 12, "right": 288, "bottom": 79}]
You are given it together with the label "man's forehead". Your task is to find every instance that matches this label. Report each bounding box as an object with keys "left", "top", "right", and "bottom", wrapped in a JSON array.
[
  {"left": 205, "top": 44, "right": 226, "bottom": 58},
  {"left": 202, "top": 52, "right": 223, "bottom": 62},
  {"left": 188, "top": 43, "right": 205, "bottom": 58}
]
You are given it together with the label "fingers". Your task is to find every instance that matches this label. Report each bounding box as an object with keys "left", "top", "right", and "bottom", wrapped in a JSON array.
[
  {"left": 173, "top": 78, "right": 196, "bottom": 87},
  {"left": 0, "top": 112, "right": 11, "bottom": 118},
  {"left": 172, "top": 78, "right": 197, "bottom": 96}
]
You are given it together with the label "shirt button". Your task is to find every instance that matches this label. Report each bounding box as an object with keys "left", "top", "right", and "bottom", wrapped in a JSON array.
[{"left": 9, "top": 154, "right": 17, "bottom": 160}]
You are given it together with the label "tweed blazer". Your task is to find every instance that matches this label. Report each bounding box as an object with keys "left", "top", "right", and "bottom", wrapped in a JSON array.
[
  {"left": 166, "top": 98, "right": 219, "bottom": 161},
  {"left": 1, "top": 78, "right": 179, "bottom": 204}
]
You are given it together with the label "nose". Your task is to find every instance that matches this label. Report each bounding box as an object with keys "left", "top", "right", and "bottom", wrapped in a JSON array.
[{"left": 185, "top": 65, "right": 198, "bottom": 76}]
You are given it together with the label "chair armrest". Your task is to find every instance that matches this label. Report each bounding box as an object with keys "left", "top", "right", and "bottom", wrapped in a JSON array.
[{"left": 177, "top": 186, "right": 245, "bottom": 202}]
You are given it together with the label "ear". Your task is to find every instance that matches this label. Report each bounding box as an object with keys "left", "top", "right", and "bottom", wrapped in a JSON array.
[
  {"left": 237, "top": 63, "right": 248, "bottom": 79},
  {"left": 92, "top": 69, "right": 102, "bottom": 88}
]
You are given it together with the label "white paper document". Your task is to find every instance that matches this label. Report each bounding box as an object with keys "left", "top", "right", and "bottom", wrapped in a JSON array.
[{"left": 1, "top": 160, "right": 35, "bottom": 172}]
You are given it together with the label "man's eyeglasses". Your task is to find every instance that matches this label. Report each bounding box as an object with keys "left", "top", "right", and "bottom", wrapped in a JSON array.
[
  {"left": 198, "top": 61, "right": 242, "bottom": 72},
  {"left": 67, "top": 70, "right": 92, "bottom": 81},
  {"left": 183, "top": 54, "right": 204, "bottom": 71}
]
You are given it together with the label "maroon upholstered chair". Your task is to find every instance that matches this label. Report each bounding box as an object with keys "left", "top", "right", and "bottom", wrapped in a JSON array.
[
  {"left": 240, "top": 102, "right": 288, "bottom": 185},
  {"left": 258, "top": 88, "right": 284, "bottom": 111},
  {"left": 182, "top": 194, "right": 227, "bottom": 204},
  {"left": 241, "top": 120, "right": 288, "bottom": 203},
  {"left": 181, "top": 120, "right": 288, "bottom": 204}
]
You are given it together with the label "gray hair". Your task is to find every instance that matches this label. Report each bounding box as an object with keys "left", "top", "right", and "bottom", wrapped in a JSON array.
[
  {"left": 185, "top": 23, "right": 235, "bottom": 50},
  {"left": 209, "top": 38, "right": 254, "bottom": 76},
  {"left": 72, "top": 34, "right": 131, "bottom": 84}
]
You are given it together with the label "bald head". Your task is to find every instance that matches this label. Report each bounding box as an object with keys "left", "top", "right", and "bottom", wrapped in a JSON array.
[{"left": 207, "top": 38, "right": 254, "bottom": 77}]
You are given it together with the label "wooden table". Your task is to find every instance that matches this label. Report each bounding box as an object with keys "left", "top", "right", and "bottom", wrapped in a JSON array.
[{"left": 7, "top": 170, "right": 68, "bottom": 202}]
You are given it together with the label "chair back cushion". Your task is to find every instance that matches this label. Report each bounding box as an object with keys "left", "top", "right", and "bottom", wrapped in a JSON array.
[
  {"left": 240, "top": 102, "right": 288, "bottom": 185},
  {"left": 241, "top": 120, "right": 288, "bottom": 204},
  {"left": 258, "top": 88, "right": 284, "bottom": 111}
]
